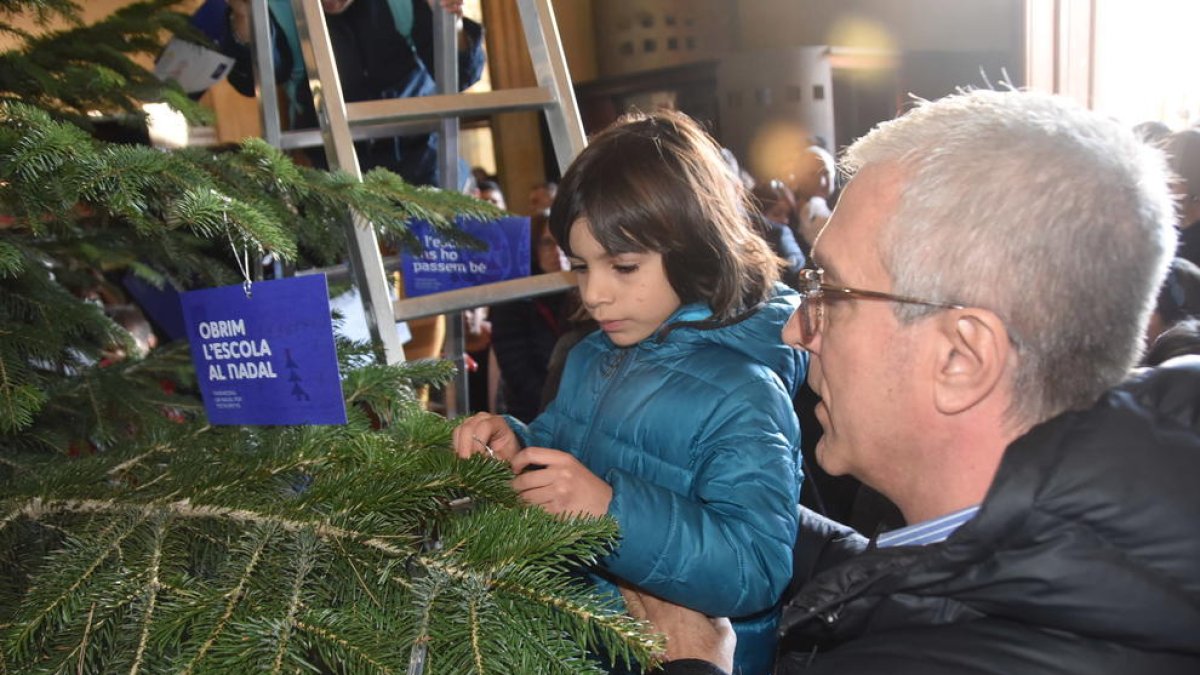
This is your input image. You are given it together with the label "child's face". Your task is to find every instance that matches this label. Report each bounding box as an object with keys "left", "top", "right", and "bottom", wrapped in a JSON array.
[{"left": 568, "top": 220, "right": 682, "bottom": 347}]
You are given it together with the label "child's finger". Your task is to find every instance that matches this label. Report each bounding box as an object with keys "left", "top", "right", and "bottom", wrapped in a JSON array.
[
  {"left": 514, "top": 484, "right": 557, "bottom": 509},
  {"left": 511, "top": 462, "right": 556, "bottom": 493},
  {"left": 510, "top": 446, "right": 561, "bottom": 474},
  {"left": 451, "top": 413, "right": 497, "bottom": 458}
]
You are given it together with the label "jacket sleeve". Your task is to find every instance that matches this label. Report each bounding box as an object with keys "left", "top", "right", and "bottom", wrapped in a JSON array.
[
  {"left": 219, "top": 6, "right": 290, "bottom": 97},
  {"left": 601, "top": 379, "right": 802, "bottom": 617},
  {"left": 788, "top": 507, "right": 868, "bottom": 599},
  {"left": 507, "top": 380, "right": 561, "bottom": 450},
  {"left": 410, "top": 0, "right": 486, "bottom": 91},
  {"left": 660, "top": 660, "right": 730, "bottom": 675},
  {"left": 774, "top": 225, "right": 807, "bottom": 288}
]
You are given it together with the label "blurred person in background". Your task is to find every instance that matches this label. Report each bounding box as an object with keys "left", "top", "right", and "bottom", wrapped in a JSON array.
[
  {"left": 1165, "top": 129, "right": 1200, "bottom": 266},
  {"left": 783, "top": 144, "right": 836, "bottom": 252},
  {"left": 750, "top": 180, "right": 806, "bottom": 288},
  {"left": 489, "top": 212, "right": 573, "bottom": 422},
  {"left": 528, "top": 181, "right": 557, "bottom": 214},
  {"left": 219, "top": 0, "right": 485, "bottom": 188},
  {"left": 1143, "top": 257, "right": 1200, "bottom": 362}
]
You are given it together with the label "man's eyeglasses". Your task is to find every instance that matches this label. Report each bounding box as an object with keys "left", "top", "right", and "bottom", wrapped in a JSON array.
[{"left": 795, "top": 267, "right": 964, "bottom": 345}]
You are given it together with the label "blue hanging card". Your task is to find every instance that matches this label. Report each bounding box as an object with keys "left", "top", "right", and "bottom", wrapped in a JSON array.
[
  {"left": 123, "top": 272, "right": 187, "bottom": 341},
  {"left": 179, "top": 275, "right": 347, "bottom": 425},
  {"left": 400, "top": 216, "right": 531, "bottom": 297}
]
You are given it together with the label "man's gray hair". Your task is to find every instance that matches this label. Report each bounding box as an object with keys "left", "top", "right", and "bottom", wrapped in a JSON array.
[{"left": 842, "top": 89, "right": 1177, "bottom": 424}]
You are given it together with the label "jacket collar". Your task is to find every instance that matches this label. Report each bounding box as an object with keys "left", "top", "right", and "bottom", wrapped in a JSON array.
[{"left": 781, "top": 358, "right": 1200, "bottom": 652}]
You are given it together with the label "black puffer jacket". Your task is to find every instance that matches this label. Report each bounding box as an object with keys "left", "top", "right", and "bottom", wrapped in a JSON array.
[{"left": 773, "top": 357, "right": 1200, "bottom": 674}]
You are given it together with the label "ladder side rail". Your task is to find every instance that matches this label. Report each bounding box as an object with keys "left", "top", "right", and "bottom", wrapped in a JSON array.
[
  {"left": 290, "top": 0, "right": 406, "bottom": 365},
  {"left": 434, "top": 8, "right": 461, "bottom": 190},
  {"left": 249, "top": 0, "right": 284, "bottom": 146},
  {"left": 516, "top": 0, "right": 588, "bottom": 171},
  {"left": 250, "top": 0, "right": 289, "bottom": 281},
  {"left": 434, "top": 7, "right": 469, "bottom": 416}
]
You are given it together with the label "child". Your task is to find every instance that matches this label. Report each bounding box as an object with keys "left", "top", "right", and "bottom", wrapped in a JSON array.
[{"left": 453, "top": 111, "right": 806, "bottom": 675}]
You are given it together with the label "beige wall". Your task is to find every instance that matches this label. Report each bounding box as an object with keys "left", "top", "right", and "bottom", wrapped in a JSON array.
[
  {"left": 0, "top": 0, "right": 204, "bottom": 57},
  {"left": 552, "top": 0, "right": 598, "bottom": 83},
  {"left": 735, "top": 0, "right": 1022, "bottom": 53}
]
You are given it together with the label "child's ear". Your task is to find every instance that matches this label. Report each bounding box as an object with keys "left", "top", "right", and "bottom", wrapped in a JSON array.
[{"left": 932, "top": 310, "right": 1011, "bottom": 415}]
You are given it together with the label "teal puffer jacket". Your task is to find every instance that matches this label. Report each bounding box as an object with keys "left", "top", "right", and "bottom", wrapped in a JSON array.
[{"left": 509, "top": 284, "right": 807, "bottom": 675}]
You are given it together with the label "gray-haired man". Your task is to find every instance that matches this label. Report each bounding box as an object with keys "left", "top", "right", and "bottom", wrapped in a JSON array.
[{"left": 629, "top": 89, "right": 1200, "bottom": 675}]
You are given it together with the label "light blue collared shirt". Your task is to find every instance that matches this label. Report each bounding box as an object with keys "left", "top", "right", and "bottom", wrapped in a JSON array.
[{"left": 876, "top": 505, "right": 980, "bottom": 548}]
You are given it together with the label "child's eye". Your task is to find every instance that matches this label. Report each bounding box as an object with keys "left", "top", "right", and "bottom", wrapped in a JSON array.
[
  {"left": 613, "top": 264, "right": 639, "bottom": 274},
  {"left": 569, "top": 263, "right": 588, "bottom": 274}
]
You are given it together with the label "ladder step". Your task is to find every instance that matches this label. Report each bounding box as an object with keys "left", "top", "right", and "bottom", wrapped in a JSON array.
[
  {"left": 274, "top": 85, "right": 554, "bottom": 149},
  {"left": 278, "top": 122, "right": 438, "bottom": 151},
  {"left": 346, "top": 87, "right": 556, "bottom": 126},
  {"left": 393, "top": 271, "right": 575, "bottom": 322},
  {"left": 276, "top": 88, "right": 557, "bottom": 151}
]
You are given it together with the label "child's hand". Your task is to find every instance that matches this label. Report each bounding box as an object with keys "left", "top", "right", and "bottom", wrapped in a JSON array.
[
  {"left": 451, "top": 413, "right": 519, "bottom": 462},
  {"left": 510, "top": 448, "right": 613, "bottom": 517}
]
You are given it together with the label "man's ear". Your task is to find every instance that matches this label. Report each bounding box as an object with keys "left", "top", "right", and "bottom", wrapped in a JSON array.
[{"left": 932, "top": 310, "right": 1011, "bottom": 415}]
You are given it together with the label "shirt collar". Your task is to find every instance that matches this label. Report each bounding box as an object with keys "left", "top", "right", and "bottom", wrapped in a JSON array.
[{"left": 876, "top": 505, "right": 980, "bottom": 548}]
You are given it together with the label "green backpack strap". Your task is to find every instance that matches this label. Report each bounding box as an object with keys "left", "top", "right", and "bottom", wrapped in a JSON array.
[
  {"left": 265, "top": 0, "right": 306, "bottom": 125},
  {"left": 386, "top": 0, "right": 414, "bottom": 43}
]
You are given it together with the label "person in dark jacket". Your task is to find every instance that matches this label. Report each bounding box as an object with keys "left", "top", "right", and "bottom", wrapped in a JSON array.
[
  {"left": 220, "top": 0, "right": 485, "bottom": 187},
  {"left": 750, "top": 181, "right": 806, "bottom": 289},
  {"left": 489, "top": 211, "right": 572, "bottom": 422},
  {"left": 1143, "top": 257, "right": 1200, "bottom": 358},
  {"left": 1165, "top": 128, "right": 1200, "bottom": 267},
  {"left": 624, "top": 90, "right": 1199, "bottom": 674}
]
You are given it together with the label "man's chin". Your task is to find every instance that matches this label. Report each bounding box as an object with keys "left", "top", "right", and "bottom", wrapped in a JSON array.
[{"left": 814, "top": 439, "right": 849, "bottom": 477}]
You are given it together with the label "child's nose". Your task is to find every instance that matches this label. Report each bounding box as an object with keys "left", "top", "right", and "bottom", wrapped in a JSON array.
[{"left": 580, "top": 273, "right": 612, "bottom": 309}]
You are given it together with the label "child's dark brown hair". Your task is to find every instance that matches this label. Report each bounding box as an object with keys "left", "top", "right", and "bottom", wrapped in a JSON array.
[{"left": 549, "top": 110, "right": 781, "bottom": 321}]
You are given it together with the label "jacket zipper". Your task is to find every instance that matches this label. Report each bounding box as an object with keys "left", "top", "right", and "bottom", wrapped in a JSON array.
[{"left": 578, "top": 348, "right": 634, "bottom": 463}]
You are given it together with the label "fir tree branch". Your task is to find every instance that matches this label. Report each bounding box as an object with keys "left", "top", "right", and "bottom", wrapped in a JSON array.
[
  {"left": 411, "top": 573, "right": 445, "bottom": 668},
  {"left": 73, "top": 600, "right": 96, "bottom": 675},
  {"left": 269, "top": 532, "right": 315, "bottom": 674},
  {"left": 0, "top": 502, "right": 27, "bottom": 534},
  {"left": 469, "top": 595, "right": 484, "bottom": 675},
  {"left": 7, "top": 504, "right": 148, "bottom": 661},
  {"left": 293, "top": 618, "right": 394, "bottom": 674},
  {"left": 178, "top": 522, "right": 276, "bottom": 675},
  {"left": 17, "top": 498, "right": 407, "bottom": 555},
  {"left": 0, "top": 453, "right": 24, "bottom": 472},
  {"left": 330, "top": 533, "right": 385, "bottom": 607},
  {"left": 129, "top": 517, "right": 165, "bottom": 675},
  {"left": 106, "top": 427, "right": 209, "bottom": 480},
  {"left": 0, "top": 347, "right": 47, "bottom": 434},
  {"left": 2, "top": 3, "right": 660, "bottom": 669}
]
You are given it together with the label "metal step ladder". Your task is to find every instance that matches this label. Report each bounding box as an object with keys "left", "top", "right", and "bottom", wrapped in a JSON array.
[{"left": 245, "top": 0, "right": 585, "bottom": 414}]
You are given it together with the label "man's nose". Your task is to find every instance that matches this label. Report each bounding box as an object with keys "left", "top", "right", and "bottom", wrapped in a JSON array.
[{"left": 782, "top": 308, "right": 813, "bottom": 352}]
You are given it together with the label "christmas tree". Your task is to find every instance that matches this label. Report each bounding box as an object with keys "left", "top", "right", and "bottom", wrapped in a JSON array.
[{"left": 0, "top": 1, "right": 656, "bottom": 672}]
